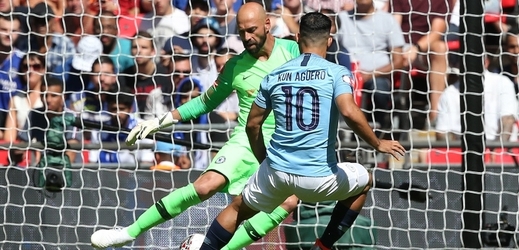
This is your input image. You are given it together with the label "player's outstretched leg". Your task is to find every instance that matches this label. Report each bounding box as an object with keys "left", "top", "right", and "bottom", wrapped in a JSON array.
[
  {"left": 311, "top": 173, "right": 373, "bottom": 250},
  {"left": 200, "top": 195, "right": 259, "bottom": 250},
  {"left": 221, "top": 195, "right": 299, "bottom": 250},
  {"left": 91, "top": 171, "right": 227, "bottom": 249}
]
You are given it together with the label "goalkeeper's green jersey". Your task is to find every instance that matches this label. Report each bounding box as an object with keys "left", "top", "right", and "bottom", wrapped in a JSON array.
[{"left": 207, "top": 39, "right": 300, "bottom": 138}]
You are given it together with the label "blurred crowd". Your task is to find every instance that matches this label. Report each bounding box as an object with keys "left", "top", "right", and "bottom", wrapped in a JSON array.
[{"left": 0, "top": 0, "right": 518, "bottom": 169}]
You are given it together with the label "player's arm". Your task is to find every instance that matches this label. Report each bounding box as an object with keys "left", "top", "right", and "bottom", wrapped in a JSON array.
[
  {"left": 246, "top": 103, "right": 271, "bottom": 163},
  {"left": 174, "top": 80, "right": 234, "bottom": 122},
  {"left": 126, "top": 68, "right": 235, "bottom": 145},
  {"left": 337, "top": 94, "right": 380, "bottom": 148},
  {"left": 334, "top": 71, "right": 405, "bottom": 159},
  {"left": 246, "top": 77, "right": 272, "bottom": 163}
]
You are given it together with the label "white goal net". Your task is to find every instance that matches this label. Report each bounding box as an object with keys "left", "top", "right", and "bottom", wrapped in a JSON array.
[{"left": 1, "top": 0, "right": 519, "bottom": 249}]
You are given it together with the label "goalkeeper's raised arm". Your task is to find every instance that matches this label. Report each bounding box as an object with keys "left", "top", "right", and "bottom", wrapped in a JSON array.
[{"left": 125, "top": 69, "right": 235, "bottom": 146}]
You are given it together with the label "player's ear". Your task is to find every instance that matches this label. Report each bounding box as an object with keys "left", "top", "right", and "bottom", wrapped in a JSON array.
[
  {"left": 295, "top": 33, "right": 300, "bottom": 43},
  {"left": 327, "top": 36, "right": 333, "bottom": 48},
  {"left": 265, "top": 18, "right": 271, "bottom": 32}
]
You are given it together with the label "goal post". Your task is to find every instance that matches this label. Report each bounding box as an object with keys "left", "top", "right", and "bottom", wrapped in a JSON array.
[{"left": 459, "top": 0, "right": 485, "bottom": 248}]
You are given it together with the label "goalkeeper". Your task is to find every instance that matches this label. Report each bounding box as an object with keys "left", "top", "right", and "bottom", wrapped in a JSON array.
[{"left": 90, "top": 2, "right": 301, "bottom": 249}]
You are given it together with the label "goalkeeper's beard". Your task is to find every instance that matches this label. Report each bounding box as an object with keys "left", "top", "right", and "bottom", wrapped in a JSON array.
[{"left": 244, "top": 35, "right": 267, "bottom": 55}]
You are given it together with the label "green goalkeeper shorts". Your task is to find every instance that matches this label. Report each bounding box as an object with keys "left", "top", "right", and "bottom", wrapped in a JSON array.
[{"left": 204, "top": 134, "right": 260, "bottom": 196}]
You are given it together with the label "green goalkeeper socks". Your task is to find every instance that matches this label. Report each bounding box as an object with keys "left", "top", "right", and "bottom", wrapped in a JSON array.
[
  {"left": 127, "top": 183, "right": 201, "bottom": 238},
  {"left": 222, "top": 206, "right": 290, "bottom": 250}
]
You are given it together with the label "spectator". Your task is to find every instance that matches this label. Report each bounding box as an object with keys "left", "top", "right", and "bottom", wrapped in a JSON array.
[
  {"left": 58, "top": 0, "right": 96, "bottom": 45},
  {"left": 304, "top": 0, "right": 353, "bottom": 13},
  {"left": 19, "top": 76, "right": 81, "bottom": 164},
  {"left": 117, "top": 0, "right": 140, "bottom": 17},
  {"left": 93, "top": 11, "right": 134, "bottom": 72},
  {"left": 210, "top": 0, "right": 248, "bottom": 52},
  {"left": 185, "top": 0, "right": 211, "bottom": 29},
  {"left": 139, "top": 0, "right": 190, "bottom": 51},
  {"left": 160, "top": 36, "right": 194, "bottom": 70},
  {"left": 446, "top": 0, "right": 460, "bottom": 42},
  {"left": 502, "top": 30, "right": 519, "bottom": 93},
  {"left": 0, "top": 13, "right": 24, "bottom": 135},
  {"left": 173, "top": 76, "right": 209, "bottom": 170},
  {"left": 0, "top": 2, "right": 30, "bottom": 51},
  {"left": 391, "top": 0, "right": 449, "bottom": 123},
  {"left": 4, "top": 53, "right": 45, "bottom": 143},
  {"left": 144, "top": 54, "right": 192, "bottom": 120},
  {"left": 190, "top": 18, "right": 223, "bottom": 90},
  {"left": 29, "top": 2, "right": 76, "bottom": 75},
  {"left": 214, "top": 48, "right": 236, "bottom": 72},
  {"left": 150, "top": 141, "right": 191, "bottom": 170},
  {"left": 119, "top": 31, "right": 172, "bottom": 118},
  {"left": 321, "top": 9, "right": 350, "bottom": 69},
  {"left": 0, "top": 0, "right": 26, "bottom": 18},
  {"left": 69, "top": 56, "right": 137, "bottom": 124},
  {"left": 65, "top": 35, "right": 103, "bottom": 93},
  {"left": 171, "top": 55, "right": 193, "bottom": 88},
  {"left": 88, "top": 0, "right": 138, "bottom": 17},
  {"left": 211, "top": 0, "right": 238, "bottom": 35},
  {"left": 436, "top": 56, "right": 518, "bottom": 142},
  {"left": 89, "top": 86, "right": 153, "bottom": 164},
  {"left": 339, "top": 0, "right": 405, "bottom": 129},
  {"left": 270, "top": 0, "right": 303, "bottom": 37}
]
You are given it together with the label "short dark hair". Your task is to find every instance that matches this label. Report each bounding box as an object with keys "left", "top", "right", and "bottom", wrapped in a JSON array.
[
  {"left": 506, "top": 27, "right": 519, "bottom": 44},
  {"left": 185, "top": 0, "right": 210, "bottom": 13},
  {"left": 173, "top": 54, "right": 191, "bottom": 62},
  {"left": 215, "top": 47, "right": 238, "bottom": 56},
  {"left": 95, "top": 11, "right": 119, "bottom": 29},
  {"left": 43, "top": 75, "right": 64, "bottom": 93},
  {"left": 299, "top": 12, "right": 332, "bottom": 46},
  {"left": 92, "top": 55, "right": 115, "bottom": 70},
  {"left": 107, "top": 85, "right": 135, "bottom": 108},
  {"left": 0, "top": 12, "right": 22, "bottom": 23},
  {"left": 133, "top": 31, "right": 155, "bottom": 50}
]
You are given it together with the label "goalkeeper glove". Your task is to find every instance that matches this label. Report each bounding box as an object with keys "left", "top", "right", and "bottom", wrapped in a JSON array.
[{"left": 126, "top": 112, "right": 178, "bottom": 146}]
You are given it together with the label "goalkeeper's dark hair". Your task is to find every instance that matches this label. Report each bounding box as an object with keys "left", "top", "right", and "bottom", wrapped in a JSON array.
[
  {"left": 299, "top": 12, "right": 332, "bottom": 46},
  {"left": 107, "top": 85, "right": 135, "bottom": 108}
]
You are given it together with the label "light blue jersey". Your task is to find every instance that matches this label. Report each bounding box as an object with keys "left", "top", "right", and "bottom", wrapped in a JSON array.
[{"left": 255, "top": 53, "right": 354, "bottom": 177}]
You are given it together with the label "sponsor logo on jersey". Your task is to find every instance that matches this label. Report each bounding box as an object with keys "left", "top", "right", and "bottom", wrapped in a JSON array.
[
  {"left": 342, "top": 75, "right": 353, "bottom": 85},
  {"left": 215, "top": 156, "right": 226, "bottom": 164},
  {"left": 246, "top": 89, "right": 256, "bottom": 97}
]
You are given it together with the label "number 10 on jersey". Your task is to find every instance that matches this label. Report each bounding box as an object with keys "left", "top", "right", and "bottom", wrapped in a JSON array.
[{"left": 281, "top": 86, "right": 320, "bottom": 132}]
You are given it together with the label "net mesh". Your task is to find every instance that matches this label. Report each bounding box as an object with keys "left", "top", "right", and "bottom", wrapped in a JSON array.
[{"left": 1, "top": 0, "right": 519, "bottom": 249}]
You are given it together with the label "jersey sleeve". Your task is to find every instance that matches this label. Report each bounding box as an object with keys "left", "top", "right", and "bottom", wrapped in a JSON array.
[
  {"left": 254, "top": 75, "right": 271, "bottom": 109},
  {"left": 200, "top": 63, "right": 235, "bottom": 108},
  {"left": 177, "top": 63, "right": 235, "bottom": 120},
  {"left": 288, "top": 40, "right": 301, "bottom": 58},
  {"left": 332, "top": 66, "right": 354, "bottom": 99}
]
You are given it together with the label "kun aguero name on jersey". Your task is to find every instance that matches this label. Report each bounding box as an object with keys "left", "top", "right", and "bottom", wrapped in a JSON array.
[{"left": 278, "top": 69, "right": 326, "bottom": 82}]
